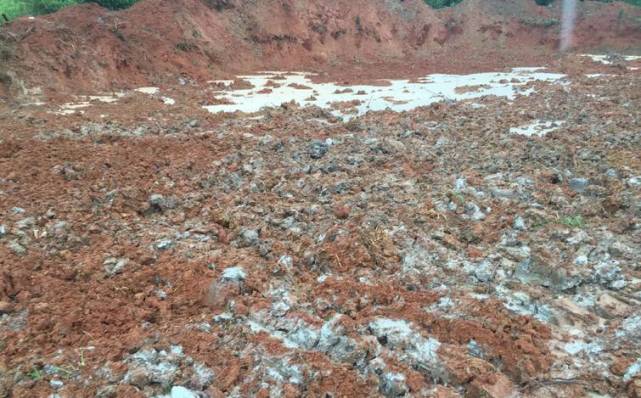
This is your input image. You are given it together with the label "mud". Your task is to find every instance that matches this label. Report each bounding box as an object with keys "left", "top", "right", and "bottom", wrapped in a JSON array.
[
  {"left": 0, "top": 50, "right": 640, "bottom": 397},
  {"left": 1, "top": 0, "right": 641, "bottom": 396}
]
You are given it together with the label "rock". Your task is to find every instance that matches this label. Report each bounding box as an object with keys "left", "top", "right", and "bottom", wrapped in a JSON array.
[
  {"left": 49, "top": 379, "right": 64, "bottom": 389},
  {"left": 155, "top": 239, "right": 174, "bottom": 250},
  {"left": 624, "top": 359, "right": 641, "bottom": 382},
  {"left": 149, "top": 194, "right": 166, "bottom": 210},
  {"left": 472, "top": 260, "right": 494, "bottom": 283},
  {"left": 569, "top": 177, "right": 589, "bottom": 193},
  {"left": 190, "top": 362, "right": 215, "bottom": 389},
  {"left": 467, "top": 340, "right": 485, "bottom": 359},
  {"left": 628, "top": 176, "right": 641, "bottom": 188},
  {"left": 0, "top": 225, "right": 6, "bottom": 237},
  {"left": 169, "top": 386, "right": 199, "bottom": 398},
  {"left": 594, "top": 260, "right": 626, "bottom": 290},
  {"left": 368, "top": 318, "right": 443, "bottom": 379},
  {"left": 123, "top": 366, "right": 150, "bottom": 389},
  {"left": 379, "top": 372, "right": 408, "bottom": 397},
  {"left": 15, "top": 217, "right": 34, "bottom": 230},
  {"left": 513, "top": 216, "right": 526, "bottom": 231},
  {"left": 95, "top": 385, "right": 117, "bottom": 398},
  {"left": 205, "top": 267, "right": 246, "bottom": 308},
  {"left": 103, "top": 257, "right": 129, "bottom": 277},
  {"left": 8, "top": 241, "right": 26, "bottom": 256},
  {"left": 239, "top": 229, "right": 260, "bottom": 246},
  {"left": 308, "top": 140, "right": 329, "bottom": 159},
  {"left": 188, "top": 120, "right": 200, "bottom": 128},
  {"left": 124, "top": 348, "right": 179, "bottom": 388},
  {"left": 220, "top": 266, "right": 246, "bottom": 282},
  {"left": 464, "top": 202, "right": 485, "bottom": 221}
]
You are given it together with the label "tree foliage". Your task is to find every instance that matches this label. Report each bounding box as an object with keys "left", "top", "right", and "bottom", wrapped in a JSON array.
[
  {"left": 0, "top": 0, "right": 138, "bottom": 21},
  {"left": 423, "top": 0, "right": 464, "bottom": 8}
]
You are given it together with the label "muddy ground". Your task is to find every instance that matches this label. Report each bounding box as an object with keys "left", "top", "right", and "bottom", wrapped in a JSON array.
[{"left": 0, "top": 52, "right": 640, "bottom": 398}]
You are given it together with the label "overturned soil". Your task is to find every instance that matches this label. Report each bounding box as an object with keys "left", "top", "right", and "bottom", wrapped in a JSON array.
[
  {"left": 0, "top": 51, "right": 640, "bottom": 397},
  {"left": 1, "top": 0, "right": 641, "bottom": 397}
]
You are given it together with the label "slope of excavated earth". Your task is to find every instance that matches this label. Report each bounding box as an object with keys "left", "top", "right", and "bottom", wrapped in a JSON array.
[
  {"left": 0, "top": 52, "right": 641, "bottom": 397},
  {"left": 1, "top": 0, "right": 641, "bottom": 97}
]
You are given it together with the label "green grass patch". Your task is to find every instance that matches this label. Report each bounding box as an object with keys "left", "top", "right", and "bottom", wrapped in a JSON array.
[
  {"left": 560, "top": 215, "right": 585, "bottom": 228},
  {"left": 0, "top": 0, "right": 139, "bottom": 22}
]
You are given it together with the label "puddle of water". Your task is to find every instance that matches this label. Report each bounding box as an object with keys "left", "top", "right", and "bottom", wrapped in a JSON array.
[
  {"left": 510, "top": 120, "right": 565, "bottom": 137},
  {"left": 208, "top": 80, "right": 235, "bottom": 87},
  {"left": 203, "top": 69, "right": 566, "bottom": 118},
  {"left": 53, "top": 89, "right": 170, "bottom": 115},
  {"left": 135, "top": 87, "right": 160, "bottom": 95},
  {"left": 581, "top": 54, "right": 641, "bottom": 65},
  {"left": 53, "top": 93, "right": 126, "bottom": 115}
]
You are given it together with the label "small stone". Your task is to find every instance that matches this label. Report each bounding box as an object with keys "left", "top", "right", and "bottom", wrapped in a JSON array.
[
  {"left": 188, "top": 120, "right": 200, "bottom": 128},
  {"left": 191, "top": 362, "right": 215, "bottom": 389},
  {"left": 0, "top": 224, "right": 6, "bottom": 237},
  {"left": 124, "top": 367, "right": 150, "bottom": 388},
  {"left": 149, "top": 194, "right": 166, "bottom": 210},
  {"left": 8, "top": 241, "right": 26, "bottom": 256},
  {"left": 15, "top": 217, "right": 35, "bottom": 230},
  {"left": 379, "top": 372, "right": 407, "bottom": 397},
  {"left": 50, "top": 379, "right": 64, "bottom": 389},
  {"left": 170, "top": 386, "right": 199, "bottom": 398},
  {"left": 220, "top": 266, "right": 246, "bottom": 282},
  {"left": 569, "top": 177, "right": 589, "bottom": 193},
  {"left": 308, "top": 140, "right": 329, "bottom": 159},
  {"left": 278, "top": 255, "right": 293, "bottom": 271},
  {"left": 239, "top": 229, "right": 259, "bottom": 246},
  {"left": 205, "top": 267, "right": 246, "bottom": 308},
  {"left": 155, "top": 239, "right": 174, "bottom": 250},
  {"left": 628, "top": 176, "right": 641, "bottom": 187},
  {"left": 95, "top": 385, "right": 117, "bottom": 398},
  {"left": 467, "top": 340, "right": 485, "bottom": 358},
  {"left": 103, "top": 258, "right": 129, "bottom": 277},
  {"left": 574, "top": 255, "right": 588, "bottom": 266},
  {"left": 513, "top": 216, "right": 526, "bottom": 231}
]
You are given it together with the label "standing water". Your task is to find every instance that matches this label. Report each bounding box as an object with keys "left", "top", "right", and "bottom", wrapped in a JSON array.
[{"left": 560, "top": 0, "right": 577, "bottom": 52}]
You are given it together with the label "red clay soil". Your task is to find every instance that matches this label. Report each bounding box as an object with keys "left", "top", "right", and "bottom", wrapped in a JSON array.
[{"left": 1, "top": 0, "right": 641, "bottom": 96}]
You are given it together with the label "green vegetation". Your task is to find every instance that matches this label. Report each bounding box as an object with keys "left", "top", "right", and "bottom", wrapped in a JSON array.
[
  {"left": 0, "top": 0, "right": 138, "bottom": 21},
  {"left": 560, "top": 215, "right": 585, "bottom": 228},
  {"left": 424, "top": 0, "right": 464, "bottom": 8},
  {"left": 27, "top": 367, "right": 43, "bottom": 381}
]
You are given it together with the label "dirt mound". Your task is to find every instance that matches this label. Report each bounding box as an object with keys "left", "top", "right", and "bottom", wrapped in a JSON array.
[{"left": 0, "top": 0, "right": 641, "bottom": 94}]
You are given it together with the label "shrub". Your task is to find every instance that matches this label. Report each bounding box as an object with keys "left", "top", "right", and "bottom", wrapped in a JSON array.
[
  {"left": 0, "top": 0, "right": 139, "bottom": 22},
  {"left": 84, "top": 0, "right": 138, "bottom": 10},
  {"left": 424, "top": 0, "right": 464, "bottom": 9}
]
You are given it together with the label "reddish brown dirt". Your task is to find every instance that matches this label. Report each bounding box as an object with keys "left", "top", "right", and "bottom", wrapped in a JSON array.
[{"left": 1, "top": 0, "right": 641, "bottom": 97}]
